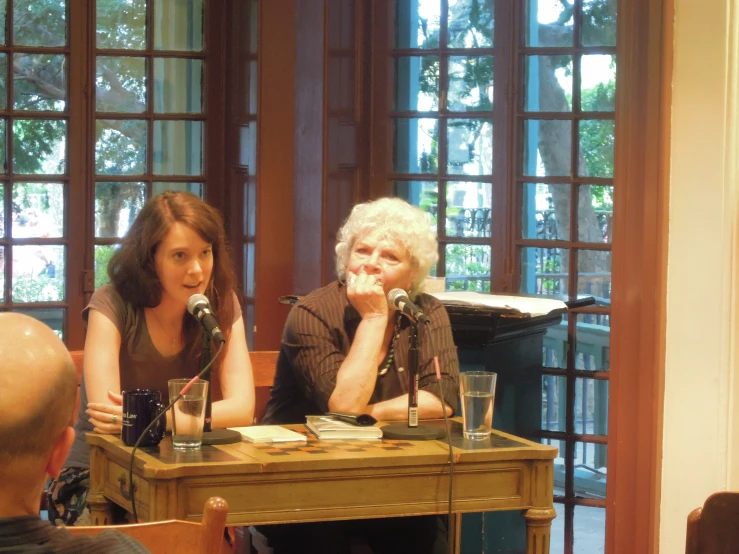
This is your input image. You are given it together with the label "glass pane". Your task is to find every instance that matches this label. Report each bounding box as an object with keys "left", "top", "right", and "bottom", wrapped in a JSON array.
[
  {"left": 245, "top": 303, "right": 255, "bottom": 350},
  {"left": 521, "top": 183, "right": 570, "bottom": 240},
  {"left": 153, "top": 120, "right": 203, "bottom": 175},
  {"left": 94, "top": 244, "right": 119, "bottom": 289},
  {"left": 240, "top": 124, "right": 257, "bottom": 169},
  {"left": 153, "top": 58, "right": 203, "bottom": 113},
  {"left": 95, "top": 119, "right": 146, "bottom": 175},
  {"left": 445, "top": 243, "right": 490, "bottom": 291},
  {"left": 520, "top": 246, "right": 569, "bottom": 296},
  {"left": 524, "top": 56, "right": 572, "bottom": 112},
  {"left": 0, "top": 119, "right": 5, "bottom": 172},
  {"left": 573, "top": 447, "right": 608, "bottom": 501},
  {"left": 550, "top": 503, "right": 566, "bottom": 549},
  {"left": 0, "top": 246, "right": 4, "bottom": 299},
  {"left": 579, "top": 185, "right": 613, "bottom": 243},
  {"left": 542, "top": 316, "right": 567, "bottom": 369},
  {"left": 244, "top": 243, "right": 255, "bottom": 297},
  {"left": 13, "top": 120, "right": 66, "bottom": 174},
  {"left": 394, "top": 56, "right": 439, "bottom": 111},
  {"left": 14, "top": 0, "right": 66, "bottom": 46},
  {"left": 446, "top": 182, "right": 492, "bottom": 238},
  {"left": 12, "top": 183, "right": 63, "bottom": 238},
  {"left": 574, "top": 505, "right": 605, "bottom": 553},
  {"left": 575, "top": 378, "right": 608, "bottom": 435},
  {"left": 448, "top": 56, "right": 494, "bottom": 111},
  {"left": 248, "top": 60, "right": 257, "bottom": 115},
  {"left": 524, "top": 0, "right": 573, "bottom": 47},
  {"left": 0, "top": 2, "right": 5, "bottom": 44},
  {"left": 394, "top": 181, "right": 438, "bottom": 229},
  {"left": 582, "top": 0, "right": 616, "bottom": 47},
  {"left": 542, "top": 375, "right": 566, "bottom": 428},
  {"left": 581, "top": 55, "right": 616, "bottom": 112},
  {"left": 96, "top": 56, "right": 146, "bottom": 113},
  {"left": 579, "top": 119, "right": 614, "bottom": 178},
  {"left": 447, "top": 119, "right": 492, "bottom": 175},
  {"left": 14, "top": 308, "right": 64, "bottom": 339},
  {"left": 13, "top": 54, "right": 66, "bottom": 111},
  {"left": 577, "top": 249, "right": 611, "bottom": 300},
  {"left": 152, "top": 182, "right": 203, "bottom": 197},
  {"left": 94, "top": 182, "right": 146, "bottom": 238},
  {"left": 154, "top": 0, "right": 203, "bottom": 51},
  {"left": 12, "top": 245, "right": 65, "bottom": 302},
  {"left": 448, "top": 0, "right": 494, "bottom": 48},
  {"left": 0, "top": 184, "right": 4, "bottom": 236},
  {"left": 0, "top": 54, "right": 7, "bottom": 109},
  {"left": 523, "top": 120, "right": 571, "bottom": 177},
  {"left": 96, "top": 0, "right": 146, "bottom": 50},
  {"left": 576, "top": 314, "right": 610, "bottom": 372},
  {"left": 394, "top": 0, "right": 440, "bottom": 49},
  {"left": 245, "top": 178, "right": 256, "bottom": 236},
  {"left": 393, "top": 118, "right": 438, "bottom": 173}
]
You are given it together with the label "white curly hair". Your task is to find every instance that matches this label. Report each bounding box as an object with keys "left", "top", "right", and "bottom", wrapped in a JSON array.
[{"left": 335, "top": 197, "right": 438, "bottom": 298}]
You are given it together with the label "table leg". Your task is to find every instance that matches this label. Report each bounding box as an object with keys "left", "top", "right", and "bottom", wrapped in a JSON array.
[
  {"left": 88, "top": 444, "right": 115, "bottom": 526},
  {"left": 524, "top": 460, "right": 557, "bottom": 554},
  {"left": 523, "top": 507, "right": 556, "bottom": 554}
]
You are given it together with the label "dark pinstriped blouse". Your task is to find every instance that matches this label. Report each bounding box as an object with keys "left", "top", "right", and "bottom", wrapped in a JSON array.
[{"left": 262, "top": 280, "right": 459, "bottom": 424}]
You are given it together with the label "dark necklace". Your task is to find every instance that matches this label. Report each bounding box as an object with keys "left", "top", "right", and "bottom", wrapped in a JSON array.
[{"left": 378, "top": 313, "right": 402, "bottom": 376}]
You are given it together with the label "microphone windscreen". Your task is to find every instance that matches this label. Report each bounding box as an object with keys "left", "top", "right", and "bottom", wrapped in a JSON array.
[
  {"left": 387, "top": 288, "right": 407, "bottom": 308},
  {"left": 187, "top": 293, "right": 210, "bottom": 315}
]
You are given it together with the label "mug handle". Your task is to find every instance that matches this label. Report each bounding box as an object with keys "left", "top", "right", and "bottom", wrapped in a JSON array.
[{"left": 148, "top": 400, "right": 167, "bottom": 444}]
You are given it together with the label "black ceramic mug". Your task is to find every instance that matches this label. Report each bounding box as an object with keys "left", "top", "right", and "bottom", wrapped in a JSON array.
[{"left": 121, "top": 389, "right": 166, "bottom": 447}]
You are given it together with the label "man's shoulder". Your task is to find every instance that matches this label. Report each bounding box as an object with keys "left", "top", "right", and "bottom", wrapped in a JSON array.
[
  {"left": 48, "top": 527, "right": 150, "bottom": 554},
  {"left": 0, "top": 517, "right": 149, "bottom": 554}
]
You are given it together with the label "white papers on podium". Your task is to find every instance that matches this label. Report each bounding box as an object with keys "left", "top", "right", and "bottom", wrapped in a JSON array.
[{"left": 429, "top": 291, "right": 567, "bottom": 317}]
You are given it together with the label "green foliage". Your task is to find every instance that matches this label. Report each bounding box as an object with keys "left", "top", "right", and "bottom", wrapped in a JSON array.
[
  {"left": 95, "top": 245, "right": 118, "bottom": 289},
  {"left": 12, "top": 274, "right": 64, "bottom": 302},
  {"left": 96, "top": 0, "right": 147, "bottom": 50},
  {"left": 13, "top": 0, "right": 66, "bottom": 47}
]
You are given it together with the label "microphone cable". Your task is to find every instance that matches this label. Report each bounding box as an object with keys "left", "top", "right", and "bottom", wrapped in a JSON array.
[
  {"left": 423, "top": 321, "right": 455, "bottom": 554},
  {"left": 127, "top": 339, "right": 225, "bottom": 523}
]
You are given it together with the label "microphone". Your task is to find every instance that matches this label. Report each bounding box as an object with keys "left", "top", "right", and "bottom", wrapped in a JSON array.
[
  {"left": 187, "top": 294, "right": 226, "bottom": 344},
  {"left": 387, "top": 288, "right": 429, "bottom": 324}
]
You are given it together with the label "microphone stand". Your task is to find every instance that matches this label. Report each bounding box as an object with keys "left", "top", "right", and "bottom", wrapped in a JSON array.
[
  {"left": 199, "top": 331, "right": 241, "bottom": 445},
  {"left": 382, "top": 318, "right": 445, "bottom": 441}
]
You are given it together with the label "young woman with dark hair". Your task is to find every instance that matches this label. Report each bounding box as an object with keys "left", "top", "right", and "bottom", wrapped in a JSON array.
[{"left": 47, "top": 192, "right": 255, "bottom": 526}]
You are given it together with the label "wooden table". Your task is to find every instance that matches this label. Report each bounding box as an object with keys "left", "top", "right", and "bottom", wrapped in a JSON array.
[{"left": 87, "top": 420, "right": 557, "bottom": 554}]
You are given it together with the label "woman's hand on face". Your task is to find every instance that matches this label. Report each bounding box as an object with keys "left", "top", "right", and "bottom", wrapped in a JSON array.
[
  {"left": 87, "top": 389, "right": 123, "bottom": 434},
  {"left": 346, "top": 270, "right": 388, "bottom": 321}
]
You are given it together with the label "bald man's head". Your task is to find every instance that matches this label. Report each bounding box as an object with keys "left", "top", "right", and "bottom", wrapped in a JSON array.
[{"left": 0, "top": 313, "right": 77, "bottom": 467}]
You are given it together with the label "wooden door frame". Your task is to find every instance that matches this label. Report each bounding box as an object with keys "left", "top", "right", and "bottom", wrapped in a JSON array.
[{"left": 606, "top": 0, "right": 672, "bottom": 551}]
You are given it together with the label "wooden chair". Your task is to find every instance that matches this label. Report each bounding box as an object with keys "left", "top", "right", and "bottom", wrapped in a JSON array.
[
  {"left": 686, "top": 491, "right": 739, "bottom": 553},
  {"left": 68, "top": 349, "right": 278, "bottom": 423},
  {"left": 250, "top": 350, "right": 279, "bottom": 424},
  {"left": 67, "top": 496, "right": 229, "bottom": 554}
]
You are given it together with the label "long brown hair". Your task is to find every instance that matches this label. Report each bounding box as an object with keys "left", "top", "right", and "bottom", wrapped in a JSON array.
[{"left": 107, "top": 192, "right": 238, "bottom": 362}]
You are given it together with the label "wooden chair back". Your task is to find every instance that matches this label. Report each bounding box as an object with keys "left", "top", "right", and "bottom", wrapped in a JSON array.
[
  {"left": 67, "top": 496, "right": 228, "bottom": 554},
  {"left": 67, "top": 349, "right": 278, "bottom": 424},
  {"left": 250, "top": 350, "right": 279, "bottom": 423},
  {"left": 686, "top": 491, "right": 739, "bottom": 553}
]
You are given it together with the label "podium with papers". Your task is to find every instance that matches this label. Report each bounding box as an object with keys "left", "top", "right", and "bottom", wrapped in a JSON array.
[{"left": 429, "top": 291, "right": 592, "bottom": 554}]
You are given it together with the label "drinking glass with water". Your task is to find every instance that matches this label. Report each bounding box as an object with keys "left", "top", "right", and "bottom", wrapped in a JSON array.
[
  {"left": 459, "top": 371, "right": 497, "bottom": 440},
  {"left": 168, "top": 378, "right": 209, "bottom": 449}
]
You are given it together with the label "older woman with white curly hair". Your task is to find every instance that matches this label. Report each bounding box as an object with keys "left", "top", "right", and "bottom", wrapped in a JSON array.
[{"left": 259, "top": 197, "right": 458, "bottom": 554}]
